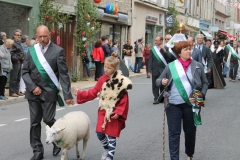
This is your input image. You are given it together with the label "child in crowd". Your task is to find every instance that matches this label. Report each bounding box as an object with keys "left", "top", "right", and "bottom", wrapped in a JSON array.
[{"left": 72, "top": 52, "right": 131, "bottom": 160}]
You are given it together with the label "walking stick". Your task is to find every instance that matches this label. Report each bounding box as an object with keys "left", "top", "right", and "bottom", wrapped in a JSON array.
[{"left": 162, "top": 106, "right": 166, "bottom": 160}]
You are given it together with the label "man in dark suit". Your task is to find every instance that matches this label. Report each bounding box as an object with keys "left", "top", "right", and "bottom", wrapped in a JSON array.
[
  {"left": 188, "top": 36, "right": 202, "bottom": 63},
  {"left": 148, "top": 36, "right": 172, "bottom": 104},
  {"left": 22, "top": 25, "right": 74, "bottom": 160}
]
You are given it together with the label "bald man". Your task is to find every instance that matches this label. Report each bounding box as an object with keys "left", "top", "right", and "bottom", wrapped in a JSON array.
[{"left": 22, "top": 25, "right": 74, "bottom": 160}]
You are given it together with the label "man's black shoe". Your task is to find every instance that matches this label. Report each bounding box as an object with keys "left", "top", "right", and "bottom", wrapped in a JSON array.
[
  {"left": 31, "top": 154, "right": 43, "bottom": 160},
  {"left": 53, "top": 144, "right": 61, "bottom": 156}
]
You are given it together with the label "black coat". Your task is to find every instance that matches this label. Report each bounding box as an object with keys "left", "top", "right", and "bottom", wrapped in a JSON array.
[
  {"left": 22, "top": 42, "right": 73, "bottom": 102},
  {"left": 10, "top": 40, "right": 25, "bottom": 64}
]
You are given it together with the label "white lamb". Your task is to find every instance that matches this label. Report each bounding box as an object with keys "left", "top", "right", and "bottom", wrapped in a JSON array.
[{"left": 45, "top": 111, "right": 90, "bottom": 160}]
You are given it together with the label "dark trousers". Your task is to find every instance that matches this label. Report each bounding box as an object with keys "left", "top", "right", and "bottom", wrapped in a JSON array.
[
  {"left": 145, "top": 59, "right": 149, "bottom": 74},
  {"left": 95, "top": 61, "right": 103, "bottom": 80},
  {"left": 152, "top": 75, "right": 162, "bottom": 100},
  {"left": 229, "top": 62, "right": 239, "bottom": 80},
  {"left": 0, "top": 75, "right": 7, "bottom": 96},
  {"left": 166, "top": 103, "right": 196, "bottom": 160},
  {"left": 134, "top": 57, "right": 142, "bottom": 72},
  {"left": 28, "top": 99, "right": 56, "bottom": 155},
  {"left": 9, "top": 63, "right": 21, "bottom": 95}
]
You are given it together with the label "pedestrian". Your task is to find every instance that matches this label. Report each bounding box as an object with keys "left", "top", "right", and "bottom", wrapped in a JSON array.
[
  {"left": 143, "top": 43, "right": 151, "bottom": 78},
  {"left": 111, "top": 41, "right": 120, "bottom": 59},
  {"left": 9, "top": 29, "right": 25, "bottom": 97},
  {"left": 82, "top": 53, "right": 91, "bottom": 78},
  {"left": 188, "top": 36, "right": 202, "bottom": 63},
  {"left": 205, "top": 39, "right": 212, "bottom": 48},
  {"left": 19, "top": 35, "right": 29, "bottom": 94},
  {"left": 72, "top": 52, "right": 130, "bottom": 160},
  {"left": 209, "top": 40, "right": 226, "bottom": 88},
  {"left": 165, "top": 34, "right": 172, "bottom": 45},
  {"left": 195, "top": 34, "right": 212, "bottom": 88},
  {"left": 92, "top": 40, "right": 104, "bottom": 81},
  {"left": 134, "top": 38, "right": 143, "bottom": 73},
  {"left": 148, "top": 36, "right": 171, "bottom": 104},
  {"left": 223, "top": 40, "right": 229, "bottom": 77},
  {"left": 0, "top": 39, "right": 14, "bottom": 100},
  {"left": 156, "top": 41, "right": 208, "bottom": 160},
  {"left": 0, "top": 32, "right": 7, "bottom": 45},
  {"left": 22, "top": 25, "right": 74, "bottom": 160},
  {"left": 101, "top": 36, "right": 112, "bottom": 58},
  {"left": 227, "top": 41, "right": 239, "bottom": 82},
  {"left": 122, "top": 40, "right": 133, "bottom": 71}
]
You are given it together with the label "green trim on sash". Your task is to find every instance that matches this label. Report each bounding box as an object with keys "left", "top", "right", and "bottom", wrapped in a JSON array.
[
  {"left": 226, "top": 44, "right": 240, "bottom": 60},
  {"left": 29, "top": 46, "right": 65, "bottom": 106},
  {"left": 151, "top": 47, "right": 166, "bottom": 67},
  {"left": 169, "top": 61, "right": 202, "bottom": 126}
]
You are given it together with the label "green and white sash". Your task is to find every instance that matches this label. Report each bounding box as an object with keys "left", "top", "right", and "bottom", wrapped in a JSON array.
[
  {"left": 29, "top": 44, "right": 64, "bottom": 106},
  {"left": 168, "top": 47, "right": 177, "bottom": 60},
  {"left": 169, "top": 60, "right": 202, "bottom": 126},
  {"left": 226, "top": 44, "right": 240, "bottom": 60},
  {"left": 151, "top": 46, "right": 167, "bottom": 67}
]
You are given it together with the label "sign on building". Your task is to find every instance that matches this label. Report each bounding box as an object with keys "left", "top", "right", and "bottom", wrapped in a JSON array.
[{"left": 165, "top": 14, "right": 174, "bottom": 27}]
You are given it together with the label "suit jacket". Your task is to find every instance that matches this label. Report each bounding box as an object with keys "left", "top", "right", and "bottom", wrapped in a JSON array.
[
  {"left": 201, "top": 44, "right": 212, "bottom": 69},
  {"left": 10, "top": 40, "right": 25, "bottom": 64},
  {"left": 148, "top": 46, "right": 171, "bottom": 77},
  {"left": 191, "top": 48, "right": 202, "bottom": 63},
  {"left": 22, "top": 42, "right": 73, "bottom": 102}
]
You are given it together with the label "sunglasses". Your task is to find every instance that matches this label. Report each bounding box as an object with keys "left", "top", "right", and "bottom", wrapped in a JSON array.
[{"left": 15, "top": 34, "right": 21, "bottom": 36}]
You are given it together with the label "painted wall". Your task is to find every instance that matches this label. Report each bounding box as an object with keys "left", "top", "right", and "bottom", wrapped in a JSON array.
[{"left": 0, "top": 0, "right": 40, "bottom": 38}]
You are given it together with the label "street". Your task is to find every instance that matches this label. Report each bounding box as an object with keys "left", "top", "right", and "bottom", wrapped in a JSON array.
[{"left": 0, "top": 76, "right": 240, "bottom": 160}]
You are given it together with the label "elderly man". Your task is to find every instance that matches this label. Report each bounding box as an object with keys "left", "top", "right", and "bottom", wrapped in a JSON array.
[
  {"left": 22, "top": 25, "right": 74, "bottom": 160},
  {"left": 165, "top": 34, "right": 172, "bottom": 45},
  {"left": 0, "top": 32, "right": 7, "bottom": 45},
  {"left": 9, "top": 29, "right": 25, "bottom": 97},
  {"left": 188, "top": 36, "right": 202, "bottom": 63}
]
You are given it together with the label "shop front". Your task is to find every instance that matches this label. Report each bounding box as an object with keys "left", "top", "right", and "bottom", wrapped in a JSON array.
[
  {"left": 199, "top": 19, "right": 213, "bottom": 40},
  {"left": 185, "top": 17, "right": 199, "bottom": 38}
]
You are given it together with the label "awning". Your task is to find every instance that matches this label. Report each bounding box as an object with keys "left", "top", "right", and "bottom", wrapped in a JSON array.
[
  {"left": 218, "top": 31, "right": 237, "bottom": 40},
  {"left": 185, "top": 25, "right": 198, "bottom": 32},
  {"left": 200, "top": 30, "right": 213, "bottom": 39}
]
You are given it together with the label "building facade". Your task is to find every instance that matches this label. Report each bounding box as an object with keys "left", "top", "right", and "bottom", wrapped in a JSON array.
[{"left": 0, "top": 0, "right": 40, "bottom": 38}]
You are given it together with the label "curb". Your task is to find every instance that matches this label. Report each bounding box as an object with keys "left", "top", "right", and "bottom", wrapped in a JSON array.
[{"left": 0, "top": 73, "right": 145, "bottom": 107}]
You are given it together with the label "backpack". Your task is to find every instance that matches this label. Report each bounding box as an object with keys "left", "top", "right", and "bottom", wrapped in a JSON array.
[{"left": 134, "top": 43, "right": 138, "bottom": 54}]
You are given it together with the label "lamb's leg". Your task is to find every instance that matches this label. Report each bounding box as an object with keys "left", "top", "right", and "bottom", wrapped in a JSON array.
[
  {"left": 101, "top": 117, "right": 107, "bottom": 130},
  {"left": 76, "top": 142, "right": 80, "bottom": 159},
  {"left": 80, "top": 139, "right": 88, "bottom": 160},
  {"left": 61, "top": 148, "right": 69, "bottom": 160}
]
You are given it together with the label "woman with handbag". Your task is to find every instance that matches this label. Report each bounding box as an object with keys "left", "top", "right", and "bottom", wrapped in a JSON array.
[{"left": 156, "top": 41, "right": 208, "bottom": 160}]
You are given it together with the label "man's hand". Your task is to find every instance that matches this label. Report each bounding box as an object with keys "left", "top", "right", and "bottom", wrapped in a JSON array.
[
  {"left": 160, "top": 45, "right": 166, "bottom": 52},
  {"left": 162, "top": 78, "right": 169, "bottom": 86},
  {"left": 147, "top": 72, "right": 151, "bottom": 77},
  {"left": 65, "top": 99, "right": 74, "bottom": 105},
  {"left": 32, "top": 86, "right": 42, "bottom": 96},
  {"left": 111, "top": 113, "right": 119, "bottom": 119},
  {"left": 207, "top": 69, "right": 211, "bottom": 73},
  {"left": 189, "top": 98, "right": 195, "bottom": 104}
]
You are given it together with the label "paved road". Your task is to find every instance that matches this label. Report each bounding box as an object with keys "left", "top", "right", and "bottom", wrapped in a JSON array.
[{"left": 0, "top": 76, "right": 240, "bottom": 160}]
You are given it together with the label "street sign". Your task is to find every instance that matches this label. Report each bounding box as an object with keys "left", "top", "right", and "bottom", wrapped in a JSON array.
[
  {"left": 211, "top": 26, "right": 219, "bottom": 32},
  {"left": 165, "top": 14, "right": 174, "bottom": 27},
  {"left": 234, "top": 24, "right": 240, "bottom": 29}
]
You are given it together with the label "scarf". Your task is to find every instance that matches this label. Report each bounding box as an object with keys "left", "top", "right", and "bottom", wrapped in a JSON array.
[{"left": 178, "top": 58, "right": 192, "bottom": 72}]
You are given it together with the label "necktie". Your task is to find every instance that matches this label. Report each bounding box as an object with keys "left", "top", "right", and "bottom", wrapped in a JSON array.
[{"left": 41, "top": 46, "right": 44, "bottom": 54}]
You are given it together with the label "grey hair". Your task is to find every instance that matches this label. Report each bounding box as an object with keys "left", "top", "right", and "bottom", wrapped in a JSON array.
[
  {"left": 0, "top": 32, "right": 6, "bottom": 39},
  {"left": 196, "top": 34, "right": 204, "bottom": 39},
  {"left": 21, "top": 35, "right": 29, "bottom": 43},
  {"left": 165, "top": 34, "right": 172, "bottom": 38},
  {"left": 12, "top": 29, "right": 22, "bottom": 39},
  {"left": 28, "top": 39, "right": 36, "bottom": 46}
]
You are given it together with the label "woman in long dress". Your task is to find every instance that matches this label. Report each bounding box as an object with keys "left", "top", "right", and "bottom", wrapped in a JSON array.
[{"left": 209, "top": 40, "right": 226, "bottom": 88}]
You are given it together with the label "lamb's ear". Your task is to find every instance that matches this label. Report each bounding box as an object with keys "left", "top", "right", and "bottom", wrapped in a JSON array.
[
  {"left": 46, "top": 125, "right": 50, "bottom": 130},
  {"left": 56, "top": 127, "right": 66, "bottom": 134}
]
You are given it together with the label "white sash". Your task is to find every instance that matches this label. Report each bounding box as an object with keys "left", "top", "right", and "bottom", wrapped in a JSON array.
[
  {"left": 34, "top": 44, "right": 60, "bottom": 89},
  {"left": 153, "top": 46, "right": 167, "bottom": 66}
]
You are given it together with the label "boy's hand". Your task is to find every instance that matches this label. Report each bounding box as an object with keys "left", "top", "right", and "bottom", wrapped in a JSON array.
[
  {"left": 71, "top": 87, "right": 78, "bottom": 96},
  {"left": 111, "top": 113, "right": 119, "bottom": 119}
]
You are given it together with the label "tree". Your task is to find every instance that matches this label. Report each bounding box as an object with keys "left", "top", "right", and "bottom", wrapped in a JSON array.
[
  {"left": 75, "top": 0, "right": 101, "bottom": 78},
  {"left": 38, "top": 0, "right": 70, "bottom": 33},
  {"left": 165, "top": 6, "right": 180, "bottom": 35}
]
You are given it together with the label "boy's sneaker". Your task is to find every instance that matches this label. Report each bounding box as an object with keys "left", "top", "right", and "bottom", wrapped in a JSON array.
[{"left": 101, "top": 149, "right": 108, "bottom": 160}]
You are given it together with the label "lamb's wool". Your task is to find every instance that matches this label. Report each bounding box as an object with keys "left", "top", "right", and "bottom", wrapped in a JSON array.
[{"left": 98, "top": 70, "right": 132, "bottom": 129}]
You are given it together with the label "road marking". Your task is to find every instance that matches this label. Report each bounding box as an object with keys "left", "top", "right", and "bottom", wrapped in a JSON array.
[
  {"left": 15, "top": 118, "right": 28, "bottom": 122},
  {"left": 56, "top": 108, "right": 65, "bottom": 111},
  {"left": 0, "top": 124, "right": 7, "bottom": 127}
]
